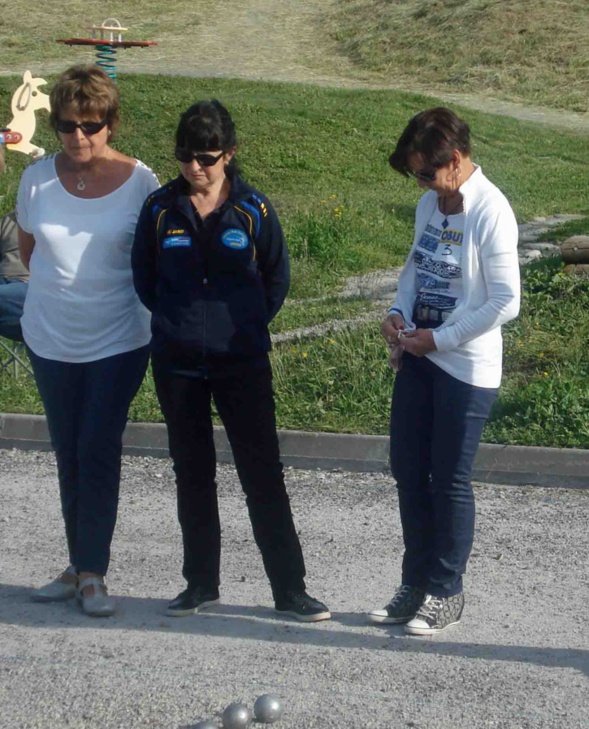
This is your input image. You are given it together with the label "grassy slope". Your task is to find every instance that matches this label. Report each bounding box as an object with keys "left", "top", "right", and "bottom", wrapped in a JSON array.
[
  {"left": 328, "top": 0, "right": 589, "bottom": 112},
  {"left": 1, "top": 74, "right": 588, "bottom": 446}
]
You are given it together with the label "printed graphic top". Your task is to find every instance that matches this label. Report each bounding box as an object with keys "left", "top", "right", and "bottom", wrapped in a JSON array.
[{"left": 414, "top": 207, "right": 464, "bottom": 317}]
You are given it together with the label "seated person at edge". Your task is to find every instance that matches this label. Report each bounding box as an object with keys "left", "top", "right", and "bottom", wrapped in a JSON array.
[
  {"left": 132, "top": 100, "right": 330, "bottom": 622},
  {"left": 0, "top": 209, "right": 28, "bottom": 341},
  {"left": 16, "top": 64, "right": 159, "bottom": 617},
  {"left": 0, "top": 146, "right": 29, "bottom": 341},
  {"left": 368, "top": 107, "right": 520, "bottom": 635}
]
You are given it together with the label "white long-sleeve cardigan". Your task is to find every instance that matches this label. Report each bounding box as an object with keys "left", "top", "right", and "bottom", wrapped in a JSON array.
[{"left": 388, "top": 165, "right": 521, "bottom": 388}]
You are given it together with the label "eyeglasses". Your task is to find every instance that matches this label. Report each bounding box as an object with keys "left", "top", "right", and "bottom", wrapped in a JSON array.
[
  {"left": 56, "top": 119, "right": 108, "bottom": 135},
  {"left": 174, "top": 148, "right": 225, "bottom": 166},
  {"left": 409, "top": 166, "right": 438, "bottom": 182}
]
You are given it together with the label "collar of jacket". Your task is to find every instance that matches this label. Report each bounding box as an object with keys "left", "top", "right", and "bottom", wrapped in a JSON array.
[{"left": 158, "top": 170, "right": 258, "bottom": 212}]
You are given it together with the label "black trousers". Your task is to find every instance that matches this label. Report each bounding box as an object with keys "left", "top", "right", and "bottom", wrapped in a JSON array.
[{"left": 153, "top": 359, "right": 306, "bottom": 598}]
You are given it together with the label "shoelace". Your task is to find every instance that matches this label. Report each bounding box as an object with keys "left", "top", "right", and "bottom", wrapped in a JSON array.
[
  {"left": 391, "top": 585, "right": 419, "bottom": 605},
  {"left": 416, "top": 595, "right": 444, "bottom": 618}
]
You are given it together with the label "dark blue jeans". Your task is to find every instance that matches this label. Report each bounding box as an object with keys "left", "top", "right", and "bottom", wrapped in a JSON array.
[
  {"left": 28, "top": 346, "right": 149, "bottom": 575},
  {"left": 152, "top": 358, "right": 306, "bottom": 598},
  {"left": 0, "top": 277, "right": 28, "bottom": 341},
  {"left": 390, "top": 353, "right": 498, "bottom": 597}
]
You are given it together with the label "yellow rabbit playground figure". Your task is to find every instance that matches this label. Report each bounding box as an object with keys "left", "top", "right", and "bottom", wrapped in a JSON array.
[{"left": 6, "top": 70, "right": 50, "bottom": 158}]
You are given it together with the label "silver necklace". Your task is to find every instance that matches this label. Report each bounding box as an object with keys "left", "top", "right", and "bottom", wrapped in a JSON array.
[{"left": 76, "top": 176, "right": 86, "bottom": 191}]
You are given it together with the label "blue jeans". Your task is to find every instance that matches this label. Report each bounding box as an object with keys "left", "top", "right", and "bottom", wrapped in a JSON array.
[
  {"left": 390, "top": 354, "right": 498, "bottom": 597},
  {"left": 27, "top": 346, "right": 149, "bottom": 575},
  {"left": 0, "top": 277, "right": 28, "bottom": 342}
]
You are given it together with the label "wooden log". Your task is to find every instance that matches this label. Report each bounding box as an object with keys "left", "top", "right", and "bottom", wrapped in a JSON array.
[{"left": 560, "top": 236, "right": 589, "bottom": 264}]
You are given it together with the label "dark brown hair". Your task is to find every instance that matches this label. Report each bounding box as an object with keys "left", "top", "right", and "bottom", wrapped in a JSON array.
[
  {"left": 49, "top": 64, "right": 120, "bottom": 136},
  {"left": 389, "top": 107, "right": 471, "bottom": 177}
]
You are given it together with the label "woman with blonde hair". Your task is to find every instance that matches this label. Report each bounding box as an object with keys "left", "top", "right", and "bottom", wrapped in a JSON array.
[{"left": 17, "top": 64, "right": 159, "bottom": 616}]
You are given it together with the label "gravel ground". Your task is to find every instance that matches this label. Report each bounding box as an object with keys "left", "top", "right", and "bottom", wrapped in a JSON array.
[{"left": 0, "top": 448, "right": 587, "bottom": 729}]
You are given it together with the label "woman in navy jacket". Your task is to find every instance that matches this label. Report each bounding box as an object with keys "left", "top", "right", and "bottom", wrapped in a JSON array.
[{"left": 132, "top": 100, "right": 330, "bottom": 622}]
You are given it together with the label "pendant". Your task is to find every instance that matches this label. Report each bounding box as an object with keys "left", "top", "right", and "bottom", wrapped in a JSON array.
[
  {"left": 76, "top": 178, "right": 86, "bottom": 191},
  {"left": 441, "top": 217, "right": 449, "bottom": 229}
]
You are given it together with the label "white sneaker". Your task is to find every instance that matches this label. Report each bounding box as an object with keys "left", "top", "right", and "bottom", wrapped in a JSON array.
[{"left": 405, "top": 593, "right": 464, "bottom": 636}]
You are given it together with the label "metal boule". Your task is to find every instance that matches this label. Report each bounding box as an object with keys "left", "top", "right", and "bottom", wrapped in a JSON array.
[
  {"left": 253, "top": 694, "right": 284, "bottom": 724},
  {"left": 222, "top": 702, "right": 252, "bottom": 729}
]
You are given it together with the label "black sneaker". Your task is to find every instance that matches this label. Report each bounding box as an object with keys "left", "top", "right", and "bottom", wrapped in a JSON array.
[
  {"left": 404, "top": 592, "right": 464, "bottom": 635},
  {"left": 367, "top": 585, "right": 426, "bottom": 625},
  {"left": 166, "top": 586, "right": 220, "bottom": 617},
  {"left": 274, "top": 591, "right": 331, "bottom": 622}
]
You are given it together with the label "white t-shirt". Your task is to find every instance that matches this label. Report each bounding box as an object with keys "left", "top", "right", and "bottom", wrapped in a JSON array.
[
  {"left": 16, "top": 155, "right": 159, "bottom": 362},
  {"left": 414, "top": 207, "right": 465, "bottom": 316}
]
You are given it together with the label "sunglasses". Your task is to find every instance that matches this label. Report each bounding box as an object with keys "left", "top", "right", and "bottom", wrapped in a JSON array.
[
  {"left": 409, "top": 166, "right": 438, "bottom": 182},
  {"left": 174, "top": 148, "right": 225, "bottom": 166},
  {"left": 56, "top": 119, "right": 108, "bottom": 135}
]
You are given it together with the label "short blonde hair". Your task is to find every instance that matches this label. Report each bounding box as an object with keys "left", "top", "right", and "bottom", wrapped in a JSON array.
[{"left": 49, "top": 64, "right": 120, "bottom": 136}]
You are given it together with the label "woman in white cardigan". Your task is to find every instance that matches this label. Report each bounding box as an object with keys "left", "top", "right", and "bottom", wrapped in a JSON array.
[{"left": 369, "top": 108, "right": 520, "bottom": 635}]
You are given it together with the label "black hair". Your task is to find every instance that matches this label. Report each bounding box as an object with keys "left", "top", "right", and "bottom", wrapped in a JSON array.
[
  {"left": 175, "top": 100, "right": 238, "bottom": 172},
  {"left": 389, "top": 107, "right": 471, "bottom": 177}
]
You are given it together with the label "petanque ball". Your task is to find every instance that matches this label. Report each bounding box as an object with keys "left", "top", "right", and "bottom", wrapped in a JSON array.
[
  {"left": 253, "top": 694, "right": 284, "bottom": 724},
  {"left": 193, "top": 722, "right": 218, "bottom": 729},
  {"left": 222, "top": 702, "right": 252, "bottom": 729}
]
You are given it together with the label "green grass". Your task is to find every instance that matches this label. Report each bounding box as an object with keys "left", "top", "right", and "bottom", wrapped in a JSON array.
[
  {"left": 1, "top": 74, "right": 589, "bottom": 447},
  {"left": 485, "top": 258, "right": 589, "bottom": 448},
  {"left": 327, "top": 0, "right": 589, "bottom": 112}
]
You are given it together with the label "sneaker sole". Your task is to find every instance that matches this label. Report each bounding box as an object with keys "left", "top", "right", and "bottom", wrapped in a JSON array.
[
  {"left": 275, "top": 608, "right": 331, "bottom": 623},
  {"left": 166, "top": 598, "right": 220, "bottom": 617},
  {"left": 404, "top": 618, "right": 461, "bottom": 636},
  {"left": 367, "top": 612, "right": 414, "bottom": 625}
]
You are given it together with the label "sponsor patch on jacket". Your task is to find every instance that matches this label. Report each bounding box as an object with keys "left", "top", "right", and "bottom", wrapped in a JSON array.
[
  {"left": 221, "top": 228, "right": 249, "bottom": 250},
  {"left": 162, "top": 235, "right": 191, "bottom": 249}
]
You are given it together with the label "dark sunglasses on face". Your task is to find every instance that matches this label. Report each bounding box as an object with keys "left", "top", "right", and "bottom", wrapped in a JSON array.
[
  {"left": 56, "top": 119, "right": 108, "bottom": 135},
  {"left": 174, "top": 148, "right": 225, "bottom": 166},
  {"left": 409, "top": 166, "right": 438, "bottom": 182}
]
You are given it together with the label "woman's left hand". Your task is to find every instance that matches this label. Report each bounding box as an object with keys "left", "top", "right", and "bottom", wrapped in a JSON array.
[{"left": 400, "top": 329, "right": 437, "bottom": 357}]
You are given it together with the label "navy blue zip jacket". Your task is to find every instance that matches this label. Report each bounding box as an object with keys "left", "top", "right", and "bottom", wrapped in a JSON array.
[{"left": 131, "top": 172, "right": 289, "bottom": 360}]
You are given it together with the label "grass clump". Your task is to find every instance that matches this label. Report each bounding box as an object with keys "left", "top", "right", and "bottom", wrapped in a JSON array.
[{"left": 271, "top": 326, "right": 392, "bottom": 434}]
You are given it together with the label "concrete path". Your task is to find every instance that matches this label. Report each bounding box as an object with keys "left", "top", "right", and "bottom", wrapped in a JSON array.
[{"left": 0, "top": 448, "right": 587, "bottom": 728}]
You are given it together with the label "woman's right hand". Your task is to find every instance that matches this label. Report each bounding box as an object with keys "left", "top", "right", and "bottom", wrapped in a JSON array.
[{"left": 381, "top": 313, "right": 405, "bottom": 346}]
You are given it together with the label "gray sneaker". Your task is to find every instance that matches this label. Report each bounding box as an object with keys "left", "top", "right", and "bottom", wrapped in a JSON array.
[
  {"left": 405, "top": 592, "right": 464, "bottom": 635},
  {"left": 368, "top": 585, "right": 426, "bottom": 624},
  {"left": 31, "top": 565, "right": 77, "bottom": 603},
  {"left": 76, "top": 577, "right": 116, "bottom": 618}
]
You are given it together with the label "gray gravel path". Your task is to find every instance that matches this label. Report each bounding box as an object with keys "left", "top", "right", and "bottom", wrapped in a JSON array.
[{"left": 0, "top": 449, "right": 587, "bottom": 729}]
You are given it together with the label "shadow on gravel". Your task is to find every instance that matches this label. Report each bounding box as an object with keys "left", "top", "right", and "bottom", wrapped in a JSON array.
[{"left": 1, "top": 583, "right": 587, "bottom": 678}]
